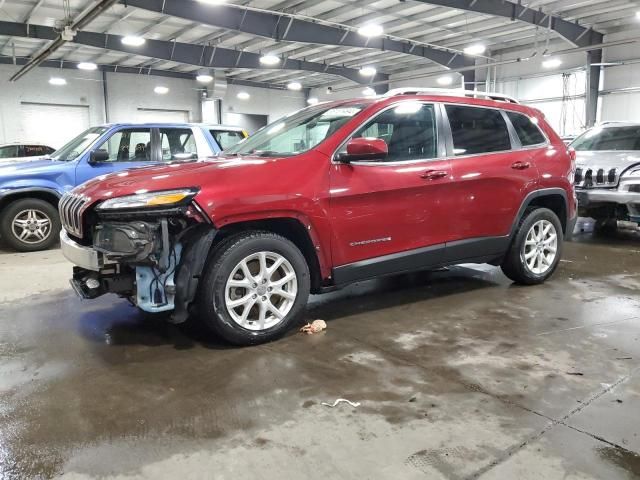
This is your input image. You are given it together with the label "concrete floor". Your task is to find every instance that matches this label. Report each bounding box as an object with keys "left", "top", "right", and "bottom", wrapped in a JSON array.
[{"left": 1, "top": 222, "right": 639, "bottom": 479}]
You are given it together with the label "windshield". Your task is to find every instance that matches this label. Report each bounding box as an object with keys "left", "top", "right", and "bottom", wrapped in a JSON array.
[
  {"left": 50, "top": 127, "right": 109, "bottom": 161},
  {"left": 224, "top": 104, "right": 366, "bottom": 157},
  {"left": 572, "top": 126, "right": 640, "bottom": 151}
]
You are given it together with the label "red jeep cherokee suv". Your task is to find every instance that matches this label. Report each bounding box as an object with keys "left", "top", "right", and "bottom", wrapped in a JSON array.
[{"left": 60, "top": 89, "right": 577, "bottom": 345}]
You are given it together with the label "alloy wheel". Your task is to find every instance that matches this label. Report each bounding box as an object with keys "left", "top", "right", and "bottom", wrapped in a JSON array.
[
  {"left": 521, "top": 219, "right": 558, "bottom": 275},
  {"left": 11, "top": 209, "right": 52, "bottom": 245},
  {"left": 225, "top": 251, "right": 298, "bottom": 331}
]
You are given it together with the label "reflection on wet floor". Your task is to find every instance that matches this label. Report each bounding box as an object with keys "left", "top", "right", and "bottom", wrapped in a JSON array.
[{"left": 0, "top": 225, "right": 639, "bottom": 479}]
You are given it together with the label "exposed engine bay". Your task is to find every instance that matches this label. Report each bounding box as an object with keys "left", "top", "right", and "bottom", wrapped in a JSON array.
[{"left": 69, "top": 208, "right": 216, "bottom": 324}]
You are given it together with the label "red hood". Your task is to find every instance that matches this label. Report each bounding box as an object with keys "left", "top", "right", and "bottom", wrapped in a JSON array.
[{"left": 74, "top": 157, "right": 274, "bottom": 205}]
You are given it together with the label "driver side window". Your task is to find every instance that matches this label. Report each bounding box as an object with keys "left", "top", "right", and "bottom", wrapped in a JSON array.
[
  {"left": 342, "top": 103, "right": 437, "bottom": 162},
  {"left": 96, "top": 129, "right": 152, "bottom": 162}
]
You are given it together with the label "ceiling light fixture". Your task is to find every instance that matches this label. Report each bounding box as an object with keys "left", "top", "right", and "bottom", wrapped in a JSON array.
[
  {"left": 122, "top": 35, "right": 146, "bottom": 47},
  {"left": 307, "top": 97, "right": 319, "bottom": 105},
  {"left": 542, "top": 58, "right": 562, "bottom": 69},
  {"left": 237, "top": 91, "right": 250, "bottom": 100},
  {"left": 359, "top": 66, "right": 377, "bottom": 77},
  {"left": 49, "top": 77, "right": 67, "bottom": 86},
  {"left": 358, "top": 24, "right": 384, "bottom": 37},
  {"left": 463, "top": 44, "right": 486, "bottom": 56},
  {"left": 437, "top": 75, "right": 453, "bottom": 86},
  {"left": 196, "top": 74, "right": 214, "bottom": 83},
  {"left": 77, "top": 62, "right": 97, "bottom": 71},
  {"left": 362, "top": 87, "right": 376, "bottom": 96},
  {"left": 287, "top": 81, "right": 302, "bottom": 91},
  {"left": 260, "top": 54, "right": 281, "bottom": 66},
  {"left": 154, "top": 86, "right": 169, "bottom": 94},
  {"left": 196, "top": 0, "right": 227, "bottom": 4}
]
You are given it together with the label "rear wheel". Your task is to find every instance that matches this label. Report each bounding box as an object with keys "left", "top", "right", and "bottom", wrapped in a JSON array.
[
  {"left": 501, "top": 207, "right": 563, "bottom": 285},
  {"left": 198, "top": 231, "right": 310, "bottom": 346},
  {"left": 0, "top": 198, "right": 61, "bottom": 252}
]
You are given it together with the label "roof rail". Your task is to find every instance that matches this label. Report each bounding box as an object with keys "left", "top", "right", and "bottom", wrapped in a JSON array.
[{"left": 383, "top": 88, "right": 520, "bottom": 104}]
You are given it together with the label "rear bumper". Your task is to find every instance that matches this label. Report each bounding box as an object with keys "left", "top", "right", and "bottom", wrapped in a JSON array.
[{"left": 60, "top": 230, "right": 106, "bottom": 271}]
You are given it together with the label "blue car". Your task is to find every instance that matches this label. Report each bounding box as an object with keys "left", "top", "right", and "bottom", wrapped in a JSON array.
[{"left": 0, "top": 123, "right": 247, "bottom": 251}]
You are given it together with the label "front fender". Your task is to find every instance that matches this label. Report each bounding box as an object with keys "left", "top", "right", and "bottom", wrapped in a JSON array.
[{"left": 0, "top": 184, "right": 64, "bottom": 202}]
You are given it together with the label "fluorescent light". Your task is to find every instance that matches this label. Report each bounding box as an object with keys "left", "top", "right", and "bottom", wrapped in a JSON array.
[
  {"left": 463, "top": 44, "right": 486, "bottom": 56},
  {"left": 196, "top": 0, "right": 227, "bottom": 4},
  {"left": 358, "top": 24, "right": 384, "bottom": 37},
  {"left": 542, "top": 58, "right": 562, "bottom": 69},
  {"left": 154, "top": 86, "right": 169, "bottom": 94},
  {"left": 49, "top": 77, "right": 66, "bottom": 86},
  {"left": 362, "top": 87, "right": 376, "bottom": 96},
  {"left": 237, "top": 91, "right": 250, "bottom": 100},
  {"left": 77, "top": 62, "right": 97, "bottom": 71},
  {"left": 437, "top": 75, "right": 453, "bottom": 86},
  {"left": 287, "top": 81, "right": 302, "bottom": 91},
  {"left": 359, "top": 66, "right": 377, "bottom": 77},
  {"left": 196, "top": 74, "right": 213, "bottom": 83},
  {"left": 260, "top": 54, "right": 280, "bottom": 65},
  {"left": 122, "top": 35, "right": 146, "bottom": 47},
  {"left": 307, "top": 97, "right": 319, "bottom": 105},
  {"left": 636, "top": 11, "right": 640, "bottom": 18}
]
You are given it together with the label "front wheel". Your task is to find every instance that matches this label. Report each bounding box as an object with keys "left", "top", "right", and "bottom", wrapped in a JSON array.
[
  {"left": 501, "top": 207, "right": 564, "bottom": 285},
  {"left": 0, "top": 198, "right": 61, "bottom": 252},
  {"left": 198, "top": 231, "right": 310, "bottom": 346}
]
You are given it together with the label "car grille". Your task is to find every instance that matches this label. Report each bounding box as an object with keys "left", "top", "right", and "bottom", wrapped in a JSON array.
[
  {"left": 574, "top": 167, "right": 619, "bottom": 188},
  {"left": 59, "top": 193, "right": 90, "bottom": 238}
]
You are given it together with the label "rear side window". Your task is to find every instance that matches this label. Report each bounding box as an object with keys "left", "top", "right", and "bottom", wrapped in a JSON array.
[
  {"left": 160, "top": 128, "right": 198, "bottom": 161},
  {"left": 0, "top": 146, "right": 18, "bottom": 158},
  {"left": 506, "top": 112, "right": 546, "bottom": 146},
  {"left": 445, "top": 105, "right": 511, "bottom": 155},
  {"left": 24, "top": 145, "right": 51, "bottom": 157},
  {"left": 211, "top": 130, "right": 246, "bottom": 150}
]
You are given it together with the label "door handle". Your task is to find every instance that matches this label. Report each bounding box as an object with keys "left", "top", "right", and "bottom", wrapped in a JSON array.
[
  {"left": 511, "top": 161, "right": 531, "bottom": 170},
  {"left": 420, "top": 170, "right": 449, "bottom": 180}
]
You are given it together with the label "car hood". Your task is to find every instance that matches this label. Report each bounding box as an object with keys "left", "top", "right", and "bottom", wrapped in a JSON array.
[
  {"left": 74, "top": 157, "right": 275, "bottom": 203},
  {"left": 0, "top": 158, "right": 67, "bottom": 176},
  {"left": 575, "top": 151, "right": 640, "bottom": 171}
]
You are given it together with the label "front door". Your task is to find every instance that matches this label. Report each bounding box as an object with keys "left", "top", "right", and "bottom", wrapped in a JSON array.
[
  {"left": 75, "top": 127, "right": 155, "bottom": 185},
  {"left": 329, "top": 102, "right": 453, "bottom": 282}
]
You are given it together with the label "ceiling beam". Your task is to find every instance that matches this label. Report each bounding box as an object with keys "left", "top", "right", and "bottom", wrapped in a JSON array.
[
  {"left": 0, "top": 20, "right": 387, "bottom": 84},
  {"left": 411, "top": 0, "right": 603, "bottom": 47},
  {"left": 0, "top": 55, "right": 289, "bottom": 90},
  {"left": 123, "top": 0, "right": 471, "bottom": 69}
]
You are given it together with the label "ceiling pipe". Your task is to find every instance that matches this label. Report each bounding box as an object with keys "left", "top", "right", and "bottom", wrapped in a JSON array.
[{"left": 10, "top": 0, "right": 120, "bottom": 81}]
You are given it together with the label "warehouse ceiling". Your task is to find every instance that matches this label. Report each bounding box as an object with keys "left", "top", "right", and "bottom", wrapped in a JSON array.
[{"left": 0, "top": 0, "right": 638, "bottom": 88}]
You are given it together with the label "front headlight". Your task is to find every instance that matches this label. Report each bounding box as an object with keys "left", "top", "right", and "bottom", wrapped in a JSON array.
[
  {"left": 96, "top": 188, "right": 199, "bottom": 211},
  {"left": 622, "top": 168, "right": 640, "bottom": 178}
]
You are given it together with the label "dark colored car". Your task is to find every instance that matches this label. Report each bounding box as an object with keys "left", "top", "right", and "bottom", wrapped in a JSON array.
[
  {"left": 60, "top": 88, "right": 576, "bottom": 346},
  {"left": 0, "top": 143, "right": 55, "bottom": 161}
]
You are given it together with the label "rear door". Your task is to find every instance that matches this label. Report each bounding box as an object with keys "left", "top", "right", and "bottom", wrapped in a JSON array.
[
  {"left": 444, "top": 105, "right": 541, "bottom": 246},
  {"left": 329, "top": 101, "right": 453, "bottom": 279}
]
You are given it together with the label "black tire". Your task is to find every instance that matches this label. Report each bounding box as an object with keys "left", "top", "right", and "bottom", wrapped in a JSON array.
[
  {"left": 197, "top": 231, "right": 310, "bottom": 346},
  {"left": 0, "top": 198, "right": 61, "bottom": 252},
  {"left": 593, "top": 218, "right": 618, "bottom": 235},
  {"left": 501, "top": 207, "right": 564, "bottom": 285}
]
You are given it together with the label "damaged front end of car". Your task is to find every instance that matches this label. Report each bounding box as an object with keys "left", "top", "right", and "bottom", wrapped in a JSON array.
[{"left": 60, "top": 188, "right": 216, "bottom": 323}]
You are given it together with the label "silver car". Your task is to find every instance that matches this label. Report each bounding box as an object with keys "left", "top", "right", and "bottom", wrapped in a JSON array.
[
  {"left": 0, "top": 143, "right": 56, "bottom": 162},
  {"left": 571, "top": 122, "right": 640, "bottom": 231}
]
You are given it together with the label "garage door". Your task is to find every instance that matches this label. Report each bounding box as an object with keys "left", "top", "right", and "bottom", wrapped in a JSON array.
[
  {"left": 20, "top": 102, "right": 91, "bottom": 149},
  {"left": 136, "top": 108, "right": 190, "bottom": 123}
]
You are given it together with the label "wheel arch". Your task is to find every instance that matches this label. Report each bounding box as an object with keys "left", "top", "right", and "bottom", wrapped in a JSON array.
[
  {"left": 215, "top": 216, "right": 327, "bottom": 293},
  {"left": 0, "top": 188, "right": 62, "bottom": 214},
  {"left": 511, "top": 188, "right": 569, "bottom": 236}
]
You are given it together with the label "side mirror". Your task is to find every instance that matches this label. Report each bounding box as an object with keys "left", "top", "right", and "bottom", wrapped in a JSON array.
[
  {"left": 89, "top": 149, "right": 110, "bottom": 164},
  {"left": 339, "top": 137, "right": 388, "bottom": 163}
]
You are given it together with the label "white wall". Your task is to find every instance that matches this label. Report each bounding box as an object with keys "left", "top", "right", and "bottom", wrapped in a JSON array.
[
  {"left": 105, "top": 72, "right": 201, "bottom": 123},
  {"left": 0, "top": 66, "right": 307, "bottom": 145},
  {"left": 0, "top": 64, "right": 104, "bottom": 145},
  {"left": 223, "top": 84, "right": 306, "bottom": 124}
]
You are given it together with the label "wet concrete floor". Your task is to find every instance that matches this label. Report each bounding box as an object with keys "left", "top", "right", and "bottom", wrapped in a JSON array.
[{"left": 1, "top": 223, "right": 639, "bottom": 479}]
